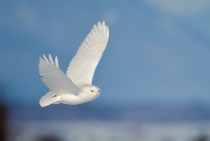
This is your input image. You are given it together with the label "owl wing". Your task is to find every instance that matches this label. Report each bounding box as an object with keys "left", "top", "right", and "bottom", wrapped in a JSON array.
[
  {"left": 66, "top": 21, "right": 109, "bottom": 86},
  {"left": 39, "top": 54, "right": 81, "bottom": 95}
]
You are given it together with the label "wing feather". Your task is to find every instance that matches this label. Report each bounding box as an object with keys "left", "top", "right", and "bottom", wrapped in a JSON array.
[
  {"left": 39, "top": 54, "right": 80, "bottom": 95},
  {"left": 55, "top": 56, "right": 59, "bottom": 68},
  {"left": 66, "top": 21, "right": 109, "bottom": 86},
  {"left": 48, "top": 54, "right": 55, "bottom": 65}
]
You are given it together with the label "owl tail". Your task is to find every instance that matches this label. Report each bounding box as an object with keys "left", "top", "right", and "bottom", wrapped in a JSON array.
[{"left": 39, "top": 91, "right": 60, "bottom": 107}]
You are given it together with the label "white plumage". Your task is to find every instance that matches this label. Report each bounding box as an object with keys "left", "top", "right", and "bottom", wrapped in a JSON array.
[{"left": 39, "top": 21, "right": 109, "bottom": 107}]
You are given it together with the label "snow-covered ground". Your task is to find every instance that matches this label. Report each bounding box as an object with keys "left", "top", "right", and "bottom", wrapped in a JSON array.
[{"left": 8, "top": 120, "right": 210, "bottom": 141}]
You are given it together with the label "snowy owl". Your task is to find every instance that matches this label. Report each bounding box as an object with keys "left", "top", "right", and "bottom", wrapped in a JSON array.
[{"left": 39, "top": 21, "right": 109, "bottom": 107}]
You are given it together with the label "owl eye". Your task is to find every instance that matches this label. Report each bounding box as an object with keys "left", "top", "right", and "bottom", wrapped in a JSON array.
[
  {"left": 91, "top": 90, "right": 94, "bottom": 92},
  {"left": 98, "top": 90, "right": 100, "bottom": 92}
]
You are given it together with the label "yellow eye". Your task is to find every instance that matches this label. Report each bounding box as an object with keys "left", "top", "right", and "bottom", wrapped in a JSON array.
[{"left": 91, "top": 90, "right": 94, "bottom": 92}]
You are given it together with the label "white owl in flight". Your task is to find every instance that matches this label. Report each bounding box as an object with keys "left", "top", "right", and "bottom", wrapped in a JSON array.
[{"left": 39, "top": 21, "right": 109, "bottom": 107}]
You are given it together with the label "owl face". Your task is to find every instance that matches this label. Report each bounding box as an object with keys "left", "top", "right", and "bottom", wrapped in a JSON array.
[{"left": 82, "top": 85, "right": 101, "bottom": 98}]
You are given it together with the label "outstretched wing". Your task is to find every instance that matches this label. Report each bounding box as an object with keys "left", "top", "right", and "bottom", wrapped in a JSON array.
[
  {"left": 66, "top": 21, "right": 109, "bottom": 86},
  {"left": 39, "top": 54, "right": 80, "bottom": 95}
]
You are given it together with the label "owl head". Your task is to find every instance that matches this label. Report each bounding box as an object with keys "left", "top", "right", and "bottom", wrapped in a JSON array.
[{"left": 82, "top": 85, "right": 101, "bottom": 98}]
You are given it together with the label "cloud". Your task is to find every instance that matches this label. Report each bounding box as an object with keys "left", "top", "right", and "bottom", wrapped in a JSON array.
[
  {"left": 14, "top": 2, "right": 69, "bottom": 50},
  {"left": 143, "top": 0, "right": 210, "bottom": 44},
  {"left": 145, "top": 0, "right": 210, "bottom": 17},
  {"left": 15, "top": 3, "right": 38, "bottom": 27},
  {"left": 102, "top": 8, "right": 118, "bottom": 24}
]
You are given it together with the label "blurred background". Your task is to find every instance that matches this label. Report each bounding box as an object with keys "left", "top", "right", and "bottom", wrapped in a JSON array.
[{"left": 1, "top": 0, "right": 210, "bottom": 141}]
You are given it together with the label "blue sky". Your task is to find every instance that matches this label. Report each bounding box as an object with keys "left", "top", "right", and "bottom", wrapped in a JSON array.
[{"left": 0, "top": 0, "right": 210, "bottom": 107}]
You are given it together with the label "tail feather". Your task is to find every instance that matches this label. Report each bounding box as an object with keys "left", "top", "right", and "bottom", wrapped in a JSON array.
[{"left": 39, "top": 91, "right": 60, "bottom": 107}]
